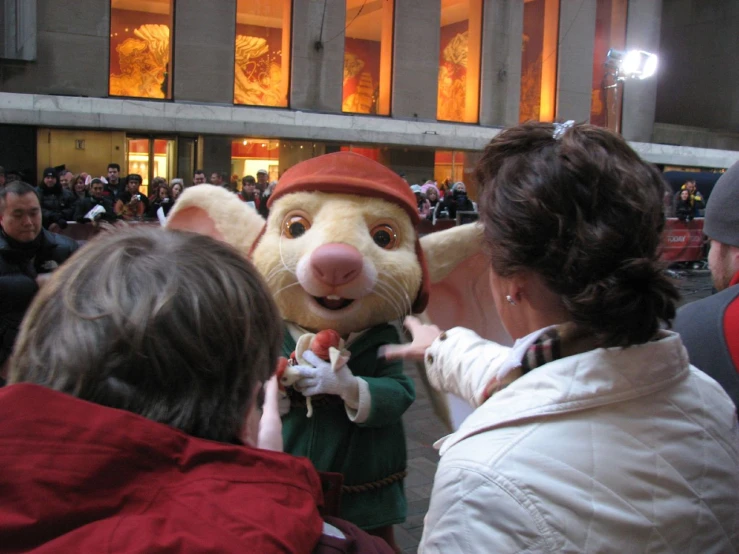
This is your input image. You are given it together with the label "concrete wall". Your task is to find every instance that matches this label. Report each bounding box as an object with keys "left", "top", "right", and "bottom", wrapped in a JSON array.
[
  {"left": 621, "top": 0, "right": 662, "bottom": 142},
  {"left": 479, "top": 0, "right": 523, "bottom": 127},
  {"left": 290, "top": 0, "right": 345, "bottom": 113},
  {"left": 0, "top": 0, "right": 109, "bottom": 97},
  {"left": 392, "top": 0, "right": 440, "bottom": 120},
  {"left": 652, "top": 123, "right": 739, "bottom": 152},
  {"left": 555, "top": 0, "right": 597, "bottom": 122},
  {"left": 655, "top": 0, "right": 739, "bottom": 133},
  {"left": 174, "top": 0, "right": 236, "bottom": 104}
]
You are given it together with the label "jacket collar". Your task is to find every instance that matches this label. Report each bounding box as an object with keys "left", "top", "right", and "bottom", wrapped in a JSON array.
[{"left": 436, "top": 330, "right": 691, "bottom": 455}]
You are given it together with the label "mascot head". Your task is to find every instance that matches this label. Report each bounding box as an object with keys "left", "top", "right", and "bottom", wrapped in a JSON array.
[{"left": 252, "top": 152, "right": 430, "bottom": 335}]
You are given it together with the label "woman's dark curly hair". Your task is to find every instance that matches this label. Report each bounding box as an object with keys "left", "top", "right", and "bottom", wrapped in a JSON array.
[{"left": 475, "top": 121, "right": 679, "bottom": 347}]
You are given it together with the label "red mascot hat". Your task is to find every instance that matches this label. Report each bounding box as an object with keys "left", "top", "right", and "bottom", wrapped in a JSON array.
[{"left": 268, "top": 151, "right": 430, "bottom": 313}]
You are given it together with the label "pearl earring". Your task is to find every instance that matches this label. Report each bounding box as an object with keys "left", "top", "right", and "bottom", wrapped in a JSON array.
[{"left": 506, "top": 295, "right": 516, "bottom": 306}]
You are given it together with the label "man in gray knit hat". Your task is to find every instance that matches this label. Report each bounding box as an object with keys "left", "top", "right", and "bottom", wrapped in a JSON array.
[{"left": 673, "top": 161, "right": 739, "bottom": 408}]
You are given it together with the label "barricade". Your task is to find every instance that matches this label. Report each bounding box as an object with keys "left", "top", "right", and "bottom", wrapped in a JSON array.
[{"left": 661, "top": 218, "right": 705, "bottom": 263}]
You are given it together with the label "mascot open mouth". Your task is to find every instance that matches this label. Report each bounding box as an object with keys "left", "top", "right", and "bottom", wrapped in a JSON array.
[{"left": 314, "top": 295, "right": 355, "bottom": 311}]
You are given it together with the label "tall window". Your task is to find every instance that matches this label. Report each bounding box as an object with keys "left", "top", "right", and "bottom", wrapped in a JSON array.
[
  {"left": 342, "top": 0, "right": 394, "bottom": 115},
  {"left": 109, "top": 0, "right": 173, "bottom": 99},
  {"left": 437, "top": 0, "right": 483, "bottom": 123},
  {"left": 234, "top": 0, "right": 291, "bottom": 107},
  {"left": 591, "top": 0, "right": 627, "bottom": 131},
  {"left": 520, "top": 0, "right": 559, "bottom": 122}
]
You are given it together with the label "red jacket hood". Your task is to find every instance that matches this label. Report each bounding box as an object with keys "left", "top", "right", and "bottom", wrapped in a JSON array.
[{"left": 0, "top": 384, "right": 324, "bottom": 553}]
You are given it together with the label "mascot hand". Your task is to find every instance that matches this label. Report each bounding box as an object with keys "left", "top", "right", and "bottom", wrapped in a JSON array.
[{"left": 294, "top": 351, "right": 360, "bottom": 409}]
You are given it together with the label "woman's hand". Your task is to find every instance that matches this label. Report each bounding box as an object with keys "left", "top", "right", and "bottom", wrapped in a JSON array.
[
  {"left": 242, "top": 376, "right": 283, "bottom": 451},
  {"left": 380, "top": 315, "right": 443, "bottom": 362},
  {"left": 257, "top": 376, "right": 283, "bottom": 451}
]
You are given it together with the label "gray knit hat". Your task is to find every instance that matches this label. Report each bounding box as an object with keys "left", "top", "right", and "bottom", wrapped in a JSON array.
[{"left": 705, "top": 161, "right": 739, "bottom": 248}]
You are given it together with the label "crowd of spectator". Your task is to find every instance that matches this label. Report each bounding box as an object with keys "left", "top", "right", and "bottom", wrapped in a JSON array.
[
  {"left": 409, "top": 179, "right": 477, "bottom": 222},
  {"left": 0, "top": 163, "right": 288, "bottom": 231}
]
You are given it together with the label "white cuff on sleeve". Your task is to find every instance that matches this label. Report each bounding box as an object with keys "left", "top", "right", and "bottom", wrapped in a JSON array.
[{"left": 345, "top": 377, "right": 371, "bottom": 423}]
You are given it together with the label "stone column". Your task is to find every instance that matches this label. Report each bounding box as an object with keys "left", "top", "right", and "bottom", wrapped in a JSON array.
[
  {"left": 201, "top": 136, "right": 234, "bottom": 178},
  {"left": 555, "top": 0, "right": 597, "bottom": 122},
  {"left": 621, "top": 0, "right": 662, "bottom": 142},
  {"left": 392, "top": 0, "right": 441, "bottom": 120},
  {"left": 479, "top": 0, "right": 524, "bottom": 127},
  {"left": 290, "top": 0, "right": 346, "bottom": 113},
  {"left": 174, "top": 0, "right": 236, "bottom": 104}
]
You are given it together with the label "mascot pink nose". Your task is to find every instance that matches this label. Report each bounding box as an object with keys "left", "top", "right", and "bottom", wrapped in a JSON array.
[{"left": 310, "top": 243, "right": 363, "bottom": 287}]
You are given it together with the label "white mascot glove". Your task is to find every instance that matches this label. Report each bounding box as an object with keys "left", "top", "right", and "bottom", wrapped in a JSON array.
[{"left": 293, "top": 351, "right": 360, "bottom": 409}]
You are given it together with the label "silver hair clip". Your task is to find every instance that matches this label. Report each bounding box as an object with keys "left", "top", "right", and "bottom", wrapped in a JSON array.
[{"left": 553, "top": 120, "right": 575, "bottom": 140}]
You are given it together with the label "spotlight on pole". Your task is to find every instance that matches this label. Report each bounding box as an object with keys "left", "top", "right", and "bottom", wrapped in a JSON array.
[
  {"left": 600, "top": 48, "right": 659, "bottom": 134},
  {"left": 605, "top": 49, "right": 659, "bottom": 81}
]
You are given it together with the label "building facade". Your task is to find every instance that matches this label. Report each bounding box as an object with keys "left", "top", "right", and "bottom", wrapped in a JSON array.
[{"left": 1, "top": 0, "right": 737, "bottom": 196}]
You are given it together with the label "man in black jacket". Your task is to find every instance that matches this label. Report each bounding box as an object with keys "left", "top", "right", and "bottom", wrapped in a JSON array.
[
  {"left": 0, "top": 182, "right": 79, "bottom": 382},
  {"left": 73, "top": 178, "right": 117, "bottom": 223},
  {"left": 37, "top": 167, "right": 75, "bottom": 231}
]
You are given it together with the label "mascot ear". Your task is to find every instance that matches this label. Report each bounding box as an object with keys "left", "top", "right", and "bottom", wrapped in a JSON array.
[
  {"left": 420, "top": 223, "right": 511, "bottom": 344},
  {"left": 166, "top": 185, "right": 265, "bottom": 257},
  {"left": 418, "top": 223, "right": 513, "bottom": 431}
]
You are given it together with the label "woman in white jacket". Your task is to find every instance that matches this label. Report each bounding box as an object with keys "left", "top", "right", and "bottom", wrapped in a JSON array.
[{"left": 386, "top": 121, "right": 739, "bottom": 553}]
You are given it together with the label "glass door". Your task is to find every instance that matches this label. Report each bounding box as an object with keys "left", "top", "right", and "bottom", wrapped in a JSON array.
[{"left": 126, "top": 136, "right": 177, "bottom": 197}]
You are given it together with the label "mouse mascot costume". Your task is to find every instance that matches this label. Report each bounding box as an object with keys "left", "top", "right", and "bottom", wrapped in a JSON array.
[{"left": 166, "top": 152, "right": 510, "bottom": 548}]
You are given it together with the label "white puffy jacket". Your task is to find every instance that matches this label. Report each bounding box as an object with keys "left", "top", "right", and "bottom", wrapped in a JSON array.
[{"left": 419, "top": 327, "right": 739, "bottom": 553}]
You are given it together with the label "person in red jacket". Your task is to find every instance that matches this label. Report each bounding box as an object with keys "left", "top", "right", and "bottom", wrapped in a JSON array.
[
  {"left": 0, "top": 227, "right": 391, "bottom": 554},
  {"left": 673, "top": 161, "right": 739, "bottom": 408}
]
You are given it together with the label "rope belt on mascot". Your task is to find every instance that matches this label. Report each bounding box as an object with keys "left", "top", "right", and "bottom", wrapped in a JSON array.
[{"left": 342, "top": 470, "right": 409, "bottom": 494}]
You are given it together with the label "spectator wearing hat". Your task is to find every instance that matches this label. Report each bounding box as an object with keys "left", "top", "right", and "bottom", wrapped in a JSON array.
[
  {"left": 256, "top": 170, "right": 273, "bottom": 219},
  {"left": 256, "top": 168, "right": 269, "bottom": 193},
  {"left": 440, "top": 181, "right": 474, "bottom": 221},
  {"left": 74, "top": 178, "right": 117, "bottom": 224},
  {"left": 673, "top": 161, "right": 739, "bottom": 408},
  {"left": 411, "top": 184, "right": 430, "bottom": 218},
  {"left": 114, "top": 174, "right": 149, "bottom": 220},
  {"left": 36, "top": 167, "right": 75, "bottom": 231}
]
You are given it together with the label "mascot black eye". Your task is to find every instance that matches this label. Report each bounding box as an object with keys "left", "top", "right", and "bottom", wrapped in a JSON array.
[
  {"left": 370, "top": 224, "right": 398, "bottom": 250},
  {"left": 283, "top": 214, "right": 311, "bottom": 239}
]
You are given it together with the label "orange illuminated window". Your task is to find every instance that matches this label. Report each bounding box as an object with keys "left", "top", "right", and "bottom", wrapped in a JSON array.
[
  {"left": 437, "top": 0, "right": 483, "bottom": 123},
  {"left": 591, "top": 0, "right": 627, "bottom": 131},
  {"left": 109, "top": 0, "right": 173, "bottom": 99},
  {"left": 342, "top": 0, "right": 394, "bottom": 115},
  {"left": 231, "top": 139, "right": 281, "bottom": 183},
  {"left": 520, "top": 0, "right": 560, "bottom": 122},
  {"left": 234, "top": 0, "right": 291, "bottom": 107}
]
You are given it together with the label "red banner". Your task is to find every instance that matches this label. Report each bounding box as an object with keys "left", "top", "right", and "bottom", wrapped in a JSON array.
[{"left": 661, "top": 218, "right": 705, "bottom": 262}]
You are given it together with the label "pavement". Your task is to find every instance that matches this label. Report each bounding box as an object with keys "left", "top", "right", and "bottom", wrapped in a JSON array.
[{"left": 396, "top": 268, "right": 714, "bottom": 553}]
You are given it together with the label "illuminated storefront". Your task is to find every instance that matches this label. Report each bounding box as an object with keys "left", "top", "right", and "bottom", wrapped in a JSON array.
[
  {"left": 520, "top": 0, "right": 560, "bottom": 122},
  {"left": 342, "top": 0, "right": 394, "bottom": 115},
  {"left": 126, "top": 137, "right": 177, "bottom": 195},
  {"left": 231, "top": 139, "right": 281, "bottom": 182},
  {"left": 234, "top": 0, "right": 291, "bottom": 107},
  {"left": 109, "top": 0, "right": 173, "bottom": 100},
  {"left": 591, "top": 0, "right": 628, "bottom": 131},
  {"left": 437, "top": 0, "right": 483, "bottom": 123}
]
